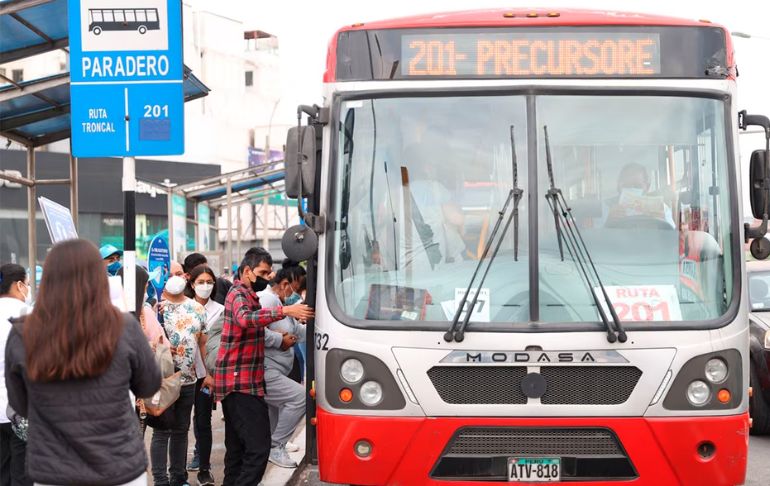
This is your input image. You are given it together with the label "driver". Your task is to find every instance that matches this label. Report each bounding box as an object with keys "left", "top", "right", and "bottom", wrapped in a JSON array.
[
  {"left": 602, "top": 163, "right": 675, "bottom": 228},
  {"left": 402, "top": 143, "right": 466, "bottom": 265}
]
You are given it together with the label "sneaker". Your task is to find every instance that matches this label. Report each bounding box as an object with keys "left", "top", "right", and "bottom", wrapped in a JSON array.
[
  {"left": 186, "top": 454, "right": 200, "bottom": 472},
  {"left": 197, "top": 469, "right": 215, "bottom": 486},
  {"left": 269, "top": 445, "right": 298, "bottom": 468},
  {"left": 285, "top": 441, "right": 300, "bottom": 453}
]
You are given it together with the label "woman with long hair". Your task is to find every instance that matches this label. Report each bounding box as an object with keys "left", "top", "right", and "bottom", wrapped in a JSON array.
[
  {"left": 4, "top": 239, "right": 161, "bottom": 486},
  {"left": 0, "top": 263, "right": 32, "bottom": 486}
]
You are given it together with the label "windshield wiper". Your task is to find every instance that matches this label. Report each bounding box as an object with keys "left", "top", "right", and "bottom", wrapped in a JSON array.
[
  {"left": 543, "top": 126, "right": 628, "bottom": 343},
  {"left": 444, "top": 126, "right": 524, "bottom": 343}
]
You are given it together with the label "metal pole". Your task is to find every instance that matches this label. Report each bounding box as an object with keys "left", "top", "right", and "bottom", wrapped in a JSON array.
[
  {"left": 262, "top": 195, "right": 269, "bottom": 249},
  {"left": 253, "top": 203, "right": 258, "bottom": 242},
  {"left": 69, "top": 154, "right": 78, "bottom": 230},
  {"left": 167, "top": 188, "right": 174, "bottom": 262},
  {"left": 226, "top": 178, "right": 233, "bottom": 271},
  {"left": 194, "top": 202, "right": 199, "bottom": 251},
  {"left": 122, "top": 156, "right": 136, "bottom": 312},
  {"left": 26, "top": 147, "right": 36, "bottom": 295},
  {"left": 236, "top": 202, "right": 242, "bottom": 261}
]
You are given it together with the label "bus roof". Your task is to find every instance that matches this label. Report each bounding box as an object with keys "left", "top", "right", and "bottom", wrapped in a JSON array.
[
  {"left": 324, "top": 8, "right": 734, "bottom": 82},
  {"left": 337, "top": 8, "right": 724, "bottom": 31}
]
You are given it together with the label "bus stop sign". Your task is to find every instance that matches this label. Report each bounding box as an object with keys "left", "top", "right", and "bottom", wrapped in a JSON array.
[{"left": 68, "top": 1, "right": 184, "bottom": 157}]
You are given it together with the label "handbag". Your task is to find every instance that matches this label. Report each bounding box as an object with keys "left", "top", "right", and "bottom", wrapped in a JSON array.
[
  {"left": 139, "top": 313, "right": 182, "bottom": 428},
  {"left": 141, "top": 342, "right": 181, "bottom": 408}
]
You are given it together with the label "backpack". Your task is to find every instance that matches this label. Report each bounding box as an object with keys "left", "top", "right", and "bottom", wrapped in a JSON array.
[{"left": 204, "top": 313, "right": 224, "bottom": 375}]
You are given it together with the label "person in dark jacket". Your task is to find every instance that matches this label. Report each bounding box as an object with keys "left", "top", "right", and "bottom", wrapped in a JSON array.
[{"left": 4, "top": 239, "right": 161, "bottom": 486}]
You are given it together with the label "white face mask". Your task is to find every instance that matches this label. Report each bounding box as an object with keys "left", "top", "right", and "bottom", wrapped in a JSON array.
[
  {"left": 194, "top": 283, "right": 214, "bottom": 300},
  {"left": 165, "top": 276, "right": 187, "bottom": 295},
  {"left": 18, "top": 282, "right": 32, "bottom": 306}
]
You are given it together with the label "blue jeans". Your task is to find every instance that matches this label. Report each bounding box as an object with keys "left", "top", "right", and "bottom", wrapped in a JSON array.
[{"left": 150, "top": 384, "right": 195, "bottom": 486}]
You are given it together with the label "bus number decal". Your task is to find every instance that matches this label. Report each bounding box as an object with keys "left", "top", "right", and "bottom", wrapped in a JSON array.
[
  {"left": 314, "top": 332, "right": 329, "bottom": 351},
  {"left": 144, "top": 104, "right": 169, "bottom": 118}
]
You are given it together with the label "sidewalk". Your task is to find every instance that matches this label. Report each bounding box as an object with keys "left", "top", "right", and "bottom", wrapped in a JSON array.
[{"left": 143, "top": 406, "right": 306, "bottom": 486}]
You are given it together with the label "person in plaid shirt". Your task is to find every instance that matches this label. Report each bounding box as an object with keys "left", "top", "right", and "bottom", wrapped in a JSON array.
[{"left": 213, "top": 248, "right": 313, "bottom": 485}]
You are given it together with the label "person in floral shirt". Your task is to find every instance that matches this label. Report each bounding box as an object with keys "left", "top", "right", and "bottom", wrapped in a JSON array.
[{"left": 150, "top": 274, "right": 206, "bottom": 486}]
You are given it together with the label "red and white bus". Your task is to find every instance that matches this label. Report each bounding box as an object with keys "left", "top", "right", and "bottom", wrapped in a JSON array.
[{"left": 283, "top": 8, "right": 770, "bottom": 485}]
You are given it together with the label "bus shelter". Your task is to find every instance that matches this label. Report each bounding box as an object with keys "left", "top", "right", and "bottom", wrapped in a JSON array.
[
  {"left": 0, "top": 0, "right": 210, "bottom": 291},
  {"left": 166, "top": 161, "right": 289, "bottom": 269}
]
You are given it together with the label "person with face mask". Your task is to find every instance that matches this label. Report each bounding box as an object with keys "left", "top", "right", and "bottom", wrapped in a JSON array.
[
  {"left": 183, "top": 266, "right": 222, "bottom": 486},
  {"left": 150, "top": 271, "right": 206, "bottom": 486},
  {"left": 100, "top": 244, "right": 123, "bottom": 276},
  {"left": 259, "top": 268, "right": 308, "bottom": 468},
  {"left": 602, "top": 163, "right": 675, "bottom": 229},
  {"left": 0, "top": 263, "right": 32, "bottom": 486},
  {"left": 213, "top": 248, "right": 314, "bottom": 485},
  {"left": 282, "top": 259, "right": 307, "bottom": 384},
  {"left": 182, "top": 253, "right": 232, "bottom": 306}
]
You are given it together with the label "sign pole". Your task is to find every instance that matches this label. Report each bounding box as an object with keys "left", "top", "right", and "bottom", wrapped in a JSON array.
[{"left": 123, "top": 156, "right": 136, "bottom": 312}]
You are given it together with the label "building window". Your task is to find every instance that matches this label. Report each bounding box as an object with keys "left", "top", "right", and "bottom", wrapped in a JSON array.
[
  {"left": 12, "top": 69, "right": 23, "bottom": 82},
  {"left": 245, "top": 71, "right": 253, "bottom": 87},
  {"left": 0, "top": 67, "right": 6, "bottom": 78}
]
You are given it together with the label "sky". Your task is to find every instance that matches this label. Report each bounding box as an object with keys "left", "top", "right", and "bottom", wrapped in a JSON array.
[
  {"left": 227, "top": 0, "right": 769, "bottom": 117},
  {"left": 222, "top": 0, "right": 770, "bottom": 177}
]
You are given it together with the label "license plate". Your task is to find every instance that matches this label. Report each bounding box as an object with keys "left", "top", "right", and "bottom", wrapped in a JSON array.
[{"left": 508, "top": 458, "right": 561, "bottom": 482}]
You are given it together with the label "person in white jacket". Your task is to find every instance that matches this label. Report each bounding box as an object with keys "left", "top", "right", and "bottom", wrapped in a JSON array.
[
  {"left": 0, "top": 263, "right": 32, "bottom": 486},
  {"left": 258, "top": 267, "right": 306, "bottom": 469}
]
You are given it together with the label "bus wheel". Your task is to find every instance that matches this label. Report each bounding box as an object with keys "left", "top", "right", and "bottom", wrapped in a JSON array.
[
  {"left": 750, "top": 362, "right": 770, "bottom": 435},
  {"left": 92, "top": 26, "right": 102, "bottom": 35},
  {"left": 138, "top": 25, "right": 147, "bottom": 34}
]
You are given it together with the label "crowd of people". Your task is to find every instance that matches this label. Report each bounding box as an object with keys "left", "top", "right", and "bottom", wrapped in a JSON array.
[{"left": 0, "top": 239, "right": 314, "bottom": 486}]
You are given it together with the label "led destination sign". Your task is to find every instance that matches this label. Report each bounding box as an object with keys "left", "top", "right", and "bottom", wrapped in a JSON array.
[
  {"left": 333, "top": 26, "right": 728, "bottom": 81},
  {"left": 402, "top": 33, "right": 661, "bottom": 77}
]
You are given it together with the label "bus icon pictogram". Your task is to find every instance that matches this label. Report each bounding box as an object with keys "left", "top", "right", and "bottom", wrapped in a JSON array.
[{"left": 88, "top": 8, "right": 160, "bottom": 35}]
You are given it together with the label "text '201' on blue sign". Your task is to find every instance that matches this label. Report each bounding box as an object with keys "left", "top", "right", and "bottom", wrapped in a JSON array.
[{"left": 68, "top": 0, "right": 184, "bottom": 157}]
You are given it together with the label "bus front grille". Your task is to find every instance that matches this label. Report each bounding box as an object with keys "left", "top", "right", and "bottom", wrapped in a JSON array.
[
  {"left": 431, "top": 427, "right": 637, "bottom": 481},
  {"left": 428, "top": 366, "right": 528, "bottom": 404},
  {"left": 540, "top": 366, "right": 642, "bottom": 405},
  {"left": 447, "top": 427, "right": 623, "bottom": 456},
  {"left": 427, "top": 366, "right": 641, "bottom": 405}
]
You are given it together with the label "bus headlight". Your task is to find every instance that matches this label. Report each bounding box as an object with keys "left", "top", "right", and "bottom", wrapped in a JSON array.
[
  {"left": 686, "top": 380, "right": 711, "bottom": 406},
  {"left": 764, "top": 330, "right": 770, "bottom": 350},
  {"left": 340, "top": 358, "right": 364, "bottom": 384},
  {"left": 360, "top": 381, "right": 383, "bottom": 406},
  {"left": 704, "top": 358, "right": 728, "bottom": 383}
]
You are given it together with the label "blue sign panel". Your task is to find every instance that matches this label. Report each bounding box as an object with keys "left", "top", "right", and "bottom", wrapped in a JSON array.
[
  {"left": 68, "top": 1, "right": 184, "bottom": 157},
  {"left": 147, "top": 233, "right": 171, "bottom": 300}
]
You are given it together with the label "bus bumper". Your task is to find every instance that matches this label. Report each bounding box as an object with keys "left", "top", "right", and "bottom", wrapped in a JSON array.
[{"left": 315, "top": 407, "right": 749, "bottom": 486}]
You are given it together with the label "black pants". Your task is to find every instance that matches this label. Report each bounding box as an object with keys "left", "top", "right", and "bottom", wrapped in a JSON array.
[
  {"left": 192, "top": 378, "right": 213, "bottom": 471},
  {"left": 150, "top": 383, "right": 196, "bottom": 486},
  {"left": 0, "top": 423, "right": 30, "bottom": 486},
  {"left": 221, "top": 392, "right": 271, "bottom": 486}
]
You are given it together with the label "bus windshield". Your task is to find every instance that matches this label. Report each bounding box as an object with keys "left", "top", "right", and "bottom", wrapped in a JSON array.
[{"left": 330, "top": 94, "right": 734, "bottom": 328}]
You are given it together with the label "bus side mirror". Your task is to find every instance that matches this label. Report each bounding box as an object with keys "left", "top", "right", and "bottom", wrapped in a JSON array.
[
  {"left": 749, "top": 150, "right": 769, "bottom": 220},
  {"left": 285, "top": 126, "right": 316, "bottom": 199},
  {"left": 741, "top": 110, "right": 770, "bottom": 259}
]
